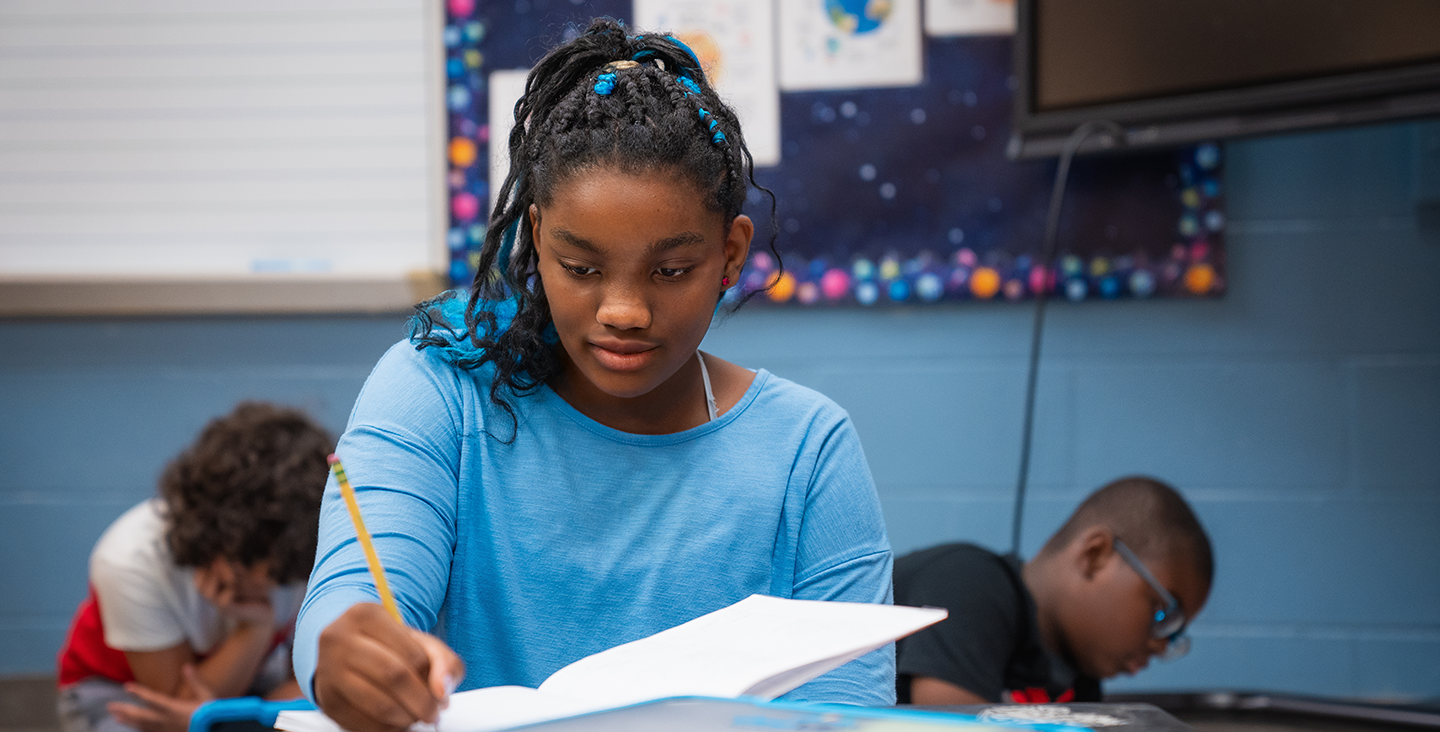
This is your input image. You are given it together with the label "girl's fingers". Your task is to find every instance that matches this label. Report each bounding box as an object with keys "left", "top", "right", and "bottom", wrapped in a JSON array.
[
  {"left": 316, "top": 604, "right": 449, "bottom": 730},
  {"left": 328, "top": 674, "right": 428, "bottom": 732},
  {"left": 346, "top": 633, "right": 443, "bottom": 724},
  {"left": 411, "top": 630, "right": 465, "bottom": 706}
]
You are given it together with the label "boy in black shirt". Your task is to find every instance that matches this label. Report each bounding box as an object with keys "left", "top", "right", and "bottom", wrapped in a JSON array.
[{"left": 895, "top": 477, "right": 1213, "bottom": 705}]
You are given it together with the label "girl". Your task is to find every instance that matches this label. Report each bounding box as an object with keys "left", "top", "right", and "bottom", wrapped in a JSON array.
[{"left": 293, "top": 19, "right": 893, "bottom": 732}]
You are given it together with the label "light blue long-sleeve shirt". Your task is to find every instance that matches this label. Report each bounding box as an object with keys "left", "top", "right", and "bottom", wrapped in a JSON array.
[{"left": 293, "top": 340, "right": 895, "bottom": 705}]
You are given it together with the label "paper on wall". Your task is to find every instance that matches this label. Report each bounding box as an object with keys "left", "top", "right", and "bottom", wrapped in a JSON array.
[
  {"left": 635, "top": 0, "right": 782, "bottom": 167},
  {"left": 925, "top": 0, "right": 1015, "bottom": 37},
  {"left": 486, "top": 68, "right": 529, "bottom": 214},
  {"left": 778, "top": 0, "right": 923, "bottom": 91}
]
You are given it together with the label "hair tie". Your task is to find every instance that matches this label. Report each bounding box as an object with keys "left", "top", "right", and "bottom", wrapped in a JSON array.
[
  {"left": 593, "top": 72, "right": 617, "bottom": 96},
  {"left": 696, "top": 108, "right": 726, "bottom": 144},
  {"left": 666, "top": 35, "right": 703, "bottom": 69},
  {"left": 592, "top": 60, "right": 639, "bottom": 96}
]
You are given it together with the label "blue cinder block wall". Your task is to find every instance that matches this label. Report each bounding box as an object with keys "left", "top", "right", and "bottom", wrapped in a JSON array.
[{"left": 2, "top": 120, "right": 1438, "bottom": 699}]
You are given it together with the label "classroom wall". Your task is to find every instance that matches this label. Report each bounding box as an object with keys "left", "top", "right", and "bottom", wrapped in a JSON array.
[{"left": 2, "top": 120, "right": 1437, "bottom": 700}]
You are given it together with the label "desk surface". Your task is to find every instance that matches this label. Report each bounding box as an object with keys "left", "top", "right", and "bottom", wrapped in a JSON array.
[
  {"left": 914, "top": 700, "right": 1440, "bottom": 732},
  {"left": 910, "top": 703, "right": 1193, "bottom": 732}
]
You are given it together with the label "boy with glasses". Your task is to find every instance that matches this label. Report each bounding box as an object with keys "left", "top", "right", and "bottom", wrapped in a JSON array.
[{"left": 894, "top": 476, "right": 1213, "bottom": 705}]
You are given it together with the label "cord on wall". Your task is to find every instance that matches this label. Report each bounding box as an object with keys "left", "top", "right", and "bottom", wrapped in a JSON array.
[{"left": 1010, "top": 120, "right": 1125, "bottom": 557}]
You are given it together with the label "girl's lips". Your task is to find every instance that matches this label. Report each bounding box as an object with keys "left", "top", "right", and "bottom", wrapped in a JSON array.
[{"left": 589, "top": 341, "right": 657, "bottom": 371}]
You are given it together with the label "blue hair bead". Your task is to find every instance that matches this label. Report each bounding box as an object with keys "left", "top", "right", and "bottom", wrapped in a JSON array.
[
  {"left": 678, "top": 76, "right": 702, "bottom": 95},
  {"left": 593, "top": 71, "right": 617, "bottom": 96}
]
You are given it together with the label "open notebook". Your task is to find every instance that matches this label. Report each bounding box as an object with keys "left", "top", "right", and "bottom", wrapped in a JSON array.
[{"left": 277, "top": 594, "right": 947, "bottom": 732}]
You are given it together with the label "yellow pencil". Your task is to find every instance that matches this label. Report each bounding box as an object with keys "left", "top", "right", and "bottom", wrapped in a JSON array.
[{"left": 328, "top": 453, "right": 404, "bottom": 624}]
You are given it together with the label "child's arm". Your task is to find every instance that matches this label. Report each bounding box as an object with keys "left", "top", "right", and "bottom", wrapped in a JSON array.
[
  {"left": 908, "top": 676, "right": 989, "bottom": 705},
  {"left": 122, "top": 615, "right": 275, "bottom": 700},
  {"left": 123, "top": 558, "right": 280, "bottom": 700},
  {"left": 264, "top": 677, "right": 304, "bottom": 701}
]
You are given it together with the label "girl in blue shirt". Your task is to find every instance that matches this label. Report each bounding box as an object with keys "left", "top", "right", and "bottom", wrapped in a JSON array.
[{"left": 295, "top": 19, "right": 893, "bottom": 732}]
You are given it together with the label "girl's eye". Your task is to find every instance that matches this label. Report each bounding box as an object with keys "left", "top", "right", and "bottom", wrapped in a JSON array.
[
  {"left": 657, "top": 267, "right": 692, "bottom": 279},
  {"left": 562, "top": 264, "right": 596, "bottom": 277}
]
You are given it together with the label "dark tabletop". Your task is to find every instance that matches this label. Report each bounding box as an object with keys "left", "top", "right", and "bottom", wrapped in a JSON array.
[{"left": 905, "top": 702, "right": 1195, "bottom": 731}]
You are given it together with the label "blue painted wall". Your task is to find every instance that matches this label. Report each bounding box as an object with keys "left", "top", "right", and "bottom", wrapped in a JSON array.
[{"left": 2, "top": 120, "right": 1437, "bottom": 699}]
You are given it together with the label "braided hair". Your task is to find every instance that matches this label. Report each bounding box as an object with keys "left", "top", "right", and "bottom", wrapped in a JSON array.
[{"left": 412, "top": 17, "right": 780, "bottom": 428}]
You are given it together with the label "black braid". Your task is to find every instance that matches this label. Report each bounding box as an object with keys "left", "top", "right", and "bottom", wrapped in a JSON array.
[{"left": 411, "top": 17, "right": 781, "bottom": 433}]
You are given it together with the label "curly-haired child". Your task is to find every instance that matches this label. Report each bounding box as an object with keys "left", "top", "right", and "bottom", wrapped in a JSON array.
[{"left": 56, "top": 402, "right": 332, "bottom": 732}]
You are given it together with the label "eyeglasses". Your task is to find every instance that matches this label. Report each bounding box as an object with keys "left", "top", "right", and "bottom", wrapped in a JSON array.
[{"left": 1113, "top": 538, "right": 1191, "bottom": 661}]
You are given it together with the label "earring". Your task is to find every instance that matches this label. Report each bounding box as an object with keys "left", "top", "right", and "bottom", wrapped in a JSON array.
[{"left": 722, "top": 276, "right": 730, "bottom": 287}]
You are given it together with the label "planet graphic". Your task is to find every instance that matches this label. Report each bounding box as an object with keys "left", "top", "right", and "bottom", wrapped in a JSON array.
[
  {"left": 969, "top": 267, "right": 1001, "bottom": 299},
  {"left": 767, "top": 271, "right": 797, "bottom": 302},
  {"left": 451, "top": 192, "right": 479, "bottom": 221},
  {"left": 448, "top": 138, "right": 477, "bottom": 168},
  {"left": 1183, "top": 263, "right": 1215, "bottom": 294},
  {"left": 820, "top": 268, "right": 851, "bottom": 300},
  {"left": 825, "top": 0, "right": 892, "bottom": 35}
]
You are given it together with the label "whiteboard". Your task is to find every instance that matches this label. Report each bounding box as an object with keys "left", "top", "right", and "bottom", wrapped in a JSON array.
[{"left": 0, "top": 0, "right": 447, "bottom": 315}]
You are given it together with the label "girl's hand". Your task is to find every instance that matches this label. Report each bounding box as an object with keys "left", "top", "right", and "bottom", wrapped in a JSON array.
[
  {"left": 314, "top": 603, "right": 465, "bottom": 732},
  {"left": 109, "top": 665, "right": 215, "bottom": 732}
]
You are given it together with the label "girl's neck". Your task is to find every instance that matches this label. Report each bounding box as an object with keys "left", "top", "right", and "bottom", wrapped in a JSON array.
[{"left": 550, "top": 349, "right": 713, "bottom": 434}]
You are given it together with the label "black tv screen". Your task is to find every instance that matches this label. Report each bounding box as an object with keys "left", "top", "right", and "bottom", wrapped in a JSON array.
[{"left": 1010, "top": 0, "right": 1440, "bottom": 158}]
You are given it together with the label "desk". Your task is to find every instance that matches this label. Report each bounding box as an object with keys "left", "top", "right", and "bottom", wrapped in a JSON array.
[
  {"left": 909, "top": 703, "right": 1193, "bottom": 731},
  {"left": 913, "top": 698, "right": 1440, "bottom": 732}
]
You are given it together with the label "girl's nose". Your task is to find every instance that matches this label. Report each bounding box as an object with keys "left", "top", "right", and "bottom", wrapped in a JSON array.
[{"left": 596, "top": 285, "right": 651, "bottom": 330}]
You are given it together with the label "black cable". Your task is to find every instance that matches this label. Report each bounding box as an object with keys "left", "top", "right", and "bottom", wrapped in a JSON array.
[{"left": 1010, "top": 120, "right": 1124, "bottom": 557}]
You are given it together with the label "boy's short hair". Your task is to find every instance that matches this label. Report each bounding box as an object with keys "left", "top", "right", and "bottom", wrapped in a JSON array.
[
  {"left": 160, "top": 401, "right": 332, "bottom": 583},
  {"left": 1041, "top": 476, "right": 1214, "bottom": 587}
]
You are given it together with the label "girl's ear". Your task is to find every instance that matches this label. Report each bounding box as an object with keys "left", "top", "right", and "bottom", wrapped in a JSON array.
[{"left": 723, "top": 214, "right": 753, "bottom": 284}]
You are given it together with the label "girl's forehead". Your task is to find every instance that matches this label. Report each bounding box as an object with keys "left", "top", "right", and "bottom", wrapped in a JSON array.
[
  {"left": 549, "top": 163, "right": 701, "bottom": 198},
  {"left": 536, "top": 168, "right": 727, "bottom": 248}
]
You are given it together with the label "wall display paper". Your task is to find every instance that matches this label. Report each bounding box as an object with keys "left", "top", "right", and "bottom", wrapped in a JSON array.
[
  {"left": 441, "top": 1, "right": 1224, "bottom": 306},
  {"left": 925, "top": 0, "right": 1016, "bottom": 37},
  {"left": 777, "top": 0, "right": 925, "bottom": 91},
  {"left": 634, "top": 0, "right": 782, "bottom": 166}
]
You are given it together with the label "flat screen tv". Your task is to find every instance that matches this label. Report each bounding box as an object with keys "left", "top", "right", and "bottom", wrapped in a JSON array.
[{"left": 1009, "top": 0, "right": 1440, "bottom": 158}]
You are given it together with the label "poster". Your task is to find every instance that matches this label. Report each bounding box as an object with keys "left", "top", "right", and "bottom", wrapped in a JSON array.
[
  {"left": 778, "top": 0, "right": 924, "bottom": 91},
  {"left": 634, "top": 0, "right": 782, "bottom": 166},
  {"left": 925, "top": 0, "right": 1015, "bottom": 37},
  {"left": 485, "top": 69, "right": 529, "bottom": 214}
]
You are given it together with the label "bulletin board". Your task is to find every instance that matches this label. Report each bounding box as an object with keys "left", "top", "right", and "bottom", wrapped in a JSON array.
[
  {"left": 0, "top": 0, "right": 451, "bottom": 317},
  {"left": 441, "top": 0, "right": 1225, "bottom": 307}
]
